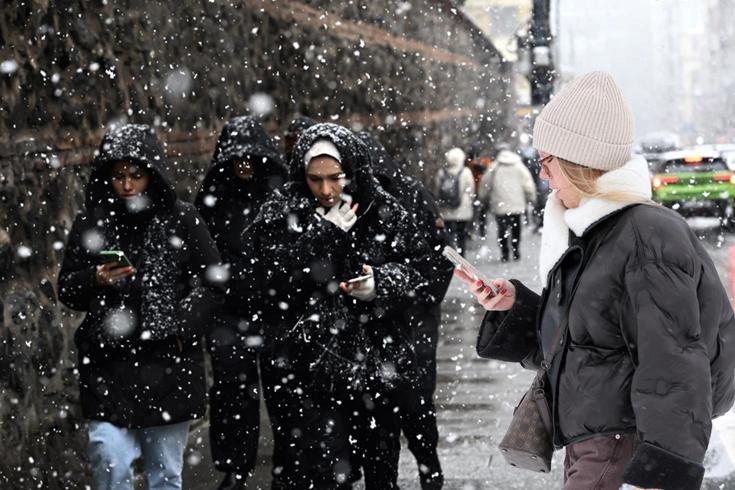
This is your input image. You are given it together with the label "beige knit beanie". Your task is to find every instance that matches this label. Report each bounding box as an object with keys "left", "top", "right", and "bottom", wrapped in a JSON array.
[{"left": 533, "top": 71, "right": 635, "bottom": 171}]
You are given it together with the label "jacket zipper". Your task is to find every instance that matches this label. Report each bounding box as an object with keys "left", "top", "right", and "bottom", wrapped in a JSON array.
[{"left": 540, "top": 244, "right": 583, "bottom": 449}]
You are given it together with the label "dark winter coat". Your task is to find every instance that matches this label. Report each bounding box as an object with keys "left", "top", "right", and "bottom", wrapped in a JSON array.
[
  {"left": 477, "top": 203, "right": 735, "bottom": 490},
  {"left": 58, "top": 124, "right": 225, "bottom": 429},
  {"left": 357, "top": 131, "right": 453, "bottom": 306},
  {"left": 236, "top": 123, "right": 433, "bottom": 392},
  {"left": 195, "top": 116, "right": 286, "bottom": 333}
]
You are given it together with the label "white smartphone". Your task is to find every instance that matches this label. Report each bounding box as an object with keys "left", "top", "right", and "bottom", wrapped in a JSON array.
[
  {"left": 346, "top": 273, "right": 373, "bottom": 285},
  {"left": 442, "top": 245, "right": 499, "bottom": 295}
]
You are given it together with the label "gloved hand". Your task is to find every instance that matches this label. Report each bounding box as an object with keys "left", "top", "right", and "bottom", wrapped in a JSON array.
[
  {"left": 340, "top": 264, "right": 377, "bottom": 302},
  {"left": 315, "top": 202, "right": 359, "bottom": 232}
]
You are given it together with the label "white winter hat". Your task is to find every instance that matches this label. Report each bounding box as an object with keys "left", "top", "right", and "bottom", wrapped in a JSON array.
[
  {"left": 445, "top": 147, "right": 466, "bottom": 167},
  {"left": 304, "top": 139, "right": 342, "bottom": 168},
  {"left": 533, "top": 71, "right": 635, "bottom": 171}
]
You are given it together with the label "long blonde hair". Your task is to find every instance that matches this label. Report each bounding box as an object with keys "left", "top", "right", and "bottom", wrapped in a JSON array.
[{"left": 557, "top": 158, "right": 651, "bottom": 204}]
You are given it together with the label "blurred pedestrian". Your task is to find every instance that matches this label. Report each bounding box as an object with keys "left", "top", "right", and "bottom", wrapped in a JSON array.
[
  {"left": 434, "top": 147, "right": 475, "bottom": 255},
  {"left": 58, "top": 124, "right": 225, "bottom": 490},
  {"left": 456, "top": 71, "right": 735, "bottom": 490},
  {"left": 357, "top": 131, "right": 453, "bottom": 490},
  {"left": 195, "top": 116, "right": 286, "bottom": 490},
  {"left": 466, "top": 142, "right": 493, "bottom": 240},
  {"left": 235, "top": 123, "right": 432, "bottom": 489},
  {"left": 477, "top": 149, "right": 536, "bottom": 261}
]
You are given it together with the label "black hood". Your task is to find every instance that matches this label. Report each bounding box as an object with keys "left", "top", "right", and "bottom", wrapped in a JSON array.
[
  {"left": 86, "top": 124, "right": 176, "bottom": 213},
  {"left": 195, "top": 117, "right": 286, "bottom": 208},
  {"left": 289, "top": 123, "right": 379, "bottom": 206},
  {"left": 356, "top": 131, "right": 402, "bottom": 191},
  {"left": 211, "top": 116, "right": 283, "bottom": 168},
  {"left": 286, "top": 115, "right": 316, "bottom": 136}
]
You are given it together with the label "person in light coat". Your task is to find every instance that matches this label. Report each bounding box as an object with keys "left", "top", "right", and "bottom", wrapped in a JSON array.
[
  {"left": 434, "top": 147, "right": 475, "bottom": 254},
  {"left": 478, "top": 149, "right": 537, "bottom": 261}
]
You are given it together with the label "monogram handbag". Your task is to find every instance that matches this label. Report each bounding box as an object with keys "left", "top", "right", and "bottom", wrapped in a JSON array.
[
  {"left": 498, "top": 371, "right": 553, "bottom": 472},
  {"left": 498, "top": 315, "right": 568, "bottom": 473}
]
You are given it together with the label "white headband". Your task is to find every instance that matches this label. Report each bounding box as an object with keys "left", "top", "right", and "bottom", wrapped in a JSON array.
[{"left": 304, "top": 139, "right": 342, "bottom": 168}]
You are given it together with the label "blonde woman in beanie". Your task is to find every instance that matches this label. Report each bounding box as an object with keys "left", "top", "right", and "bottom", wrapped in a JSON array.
[{"left": 456, "top": 71, "right": 735, "bottom": 490}]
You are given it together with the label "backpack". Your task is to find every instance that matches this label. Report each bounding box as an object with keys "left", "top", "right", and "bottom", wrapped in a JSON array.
[{"left": 437, "top": 168, "right": 462, "bottom": 209}]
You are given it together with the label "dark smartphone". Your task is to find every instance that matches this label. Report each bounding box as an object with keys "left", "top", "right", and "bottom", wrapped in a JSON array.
[{"left": 99, "top": 250, "right": 133, "bottom": 268}]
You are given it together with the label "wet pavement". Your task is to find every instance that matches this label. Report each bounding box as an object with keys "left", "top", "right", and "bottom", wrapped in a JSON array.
[{"left": 182, "top": 217, "right": 735, "bottom": 489}]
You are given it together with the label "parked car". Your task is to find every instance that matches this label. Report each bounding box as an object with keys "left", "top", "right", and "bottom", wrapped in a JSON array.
[{"left": 650, "top": 150, "right": 735, "bottom": 228}]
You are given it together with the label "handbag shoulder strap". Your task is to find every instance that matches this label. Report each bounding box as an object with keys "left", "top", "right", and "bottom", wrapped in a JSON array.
[{"left": 532, "top": 373, "right": 553, "bottom": 434}]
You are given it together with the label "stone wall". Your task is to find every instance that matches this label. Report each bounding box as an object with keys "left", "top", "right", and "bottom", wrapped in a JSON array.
[{"left": 0, "top": 1, "right": 512, "bottom": 487}]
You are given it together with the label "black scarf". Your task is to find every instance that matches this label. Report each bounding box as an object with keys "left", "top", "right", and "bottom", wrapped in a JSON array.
[{"left": 98, "top": 207, "right": 179, "bottom": 344}]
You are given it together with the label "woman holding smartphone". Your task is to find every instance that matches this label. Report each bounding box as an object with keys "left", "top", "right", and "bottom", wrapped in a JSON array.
[
  {"left": 236, "top": 123, "right": 432, "bottom": 489},
  {"left": 455, "top": 72, "right": 735, "bottom": 490},
  {"left": 58, "top": 124, "right": 224, "bottom": 490}
]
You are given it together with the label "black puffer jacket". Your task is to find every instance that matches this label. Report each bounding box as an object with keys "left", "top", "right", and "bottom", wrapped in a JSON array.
[
  {"left": 195, "top": 116, "right": 285, "bottom": 324},
  {"left": 237, "top": 123, "right": 432, "bottom": 392},
  {"left": 477, "top": 204, "right": 735, "bottom": 490},
  {"left": 357, "top": 131, "right": 453, "bottom": 306},
  {"left": 58, "top": 124, "right": 225, "bottom": 428}
]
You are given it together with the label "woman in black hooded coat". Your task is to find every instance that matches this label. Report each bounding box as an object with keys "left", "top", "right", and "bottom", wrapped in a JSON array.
[
  {"left": 58, "top": 124, "right": 225, "bottom": 489},
  {"left": 234, "top": 123, "right": 433, "bottom": 489},
  {"left": 194, "top": 116, "right": 286, "bottom": 489},
  {"left": 356, "top": 132, "right": 452, "bottom": 489}
]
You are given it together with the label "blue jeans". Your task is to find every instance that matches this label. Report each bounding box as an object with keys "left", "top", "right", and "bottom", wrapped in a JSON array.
[{"left": 88, "top": 420, "right": 191, "bottom": 490}]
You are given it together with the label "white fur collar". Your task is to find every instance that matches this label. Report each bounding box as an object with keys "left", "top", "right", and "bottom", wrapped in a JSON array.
[{"left": 538, "top": 156, "right": 651, "bottom": 285}]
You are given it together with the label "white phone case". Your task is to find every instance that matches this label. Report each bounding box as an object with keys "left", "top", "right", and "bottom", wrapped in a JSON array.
[{"left": 442, "top": 246, "right": 499, "bottom": 295}]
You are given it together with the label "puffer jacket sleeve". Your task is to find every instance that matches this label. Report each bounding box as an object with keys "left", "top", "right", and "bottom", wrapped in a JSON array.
[
  {"left": 176, "top": 203, "right": 226, "bottom": 339},
  {"left": 58, "top": 213, "right": 99, "bottom": 311},
  {"left": 476, "top": 280, "right": 540, "bottom": 364},
  {"left": 621, "top": 261, "right": 710, "bottom": 490}
]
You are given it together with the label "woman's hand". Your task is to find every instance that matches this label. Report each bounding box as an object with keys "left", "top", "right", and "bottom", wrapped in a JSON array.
[
  {"left": 316, "top": 202, "right": 359, "bottom": 232},
  {"left": 453, "top": 268, "right": 516, "bottom": 311},
  {"left": 340, "top": 264, "right": 376, "bottom": 301},
  {"left": 95, "top": 263, "right": 135, "bottom": 286}
]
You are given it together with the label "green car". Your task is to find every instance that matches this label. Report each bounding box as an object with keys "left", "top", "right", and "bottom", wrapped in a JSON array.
[{"left": 650, "top": 150, "right": 735, "bottom": 225}]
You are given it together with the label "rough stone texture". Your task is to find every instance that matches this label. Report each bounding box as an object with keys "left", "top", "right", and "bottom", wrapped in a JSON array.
[{"left": 0, "top": 1, "right": 511, "bottom": 487}]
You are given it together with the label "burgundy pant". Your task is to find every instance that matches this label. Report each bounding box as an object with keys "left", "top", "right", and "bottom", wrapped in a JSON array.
[{"left": 563, "top": 433, "right": 638, "bottom": 490}]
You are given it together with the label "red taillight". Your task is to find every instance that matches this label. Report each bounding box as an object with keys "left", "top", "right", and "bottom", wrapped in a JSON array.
[
  {"left": 652, "top": 175, "right": 679, "bottom": 189},
  {"left": 713, "top": 173, "right": 735, "bottom": 183}
]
